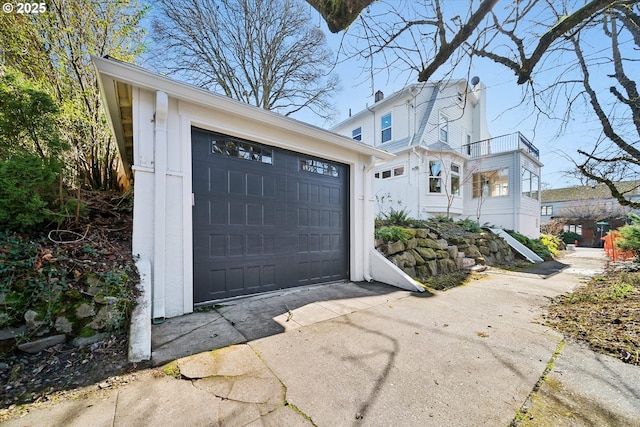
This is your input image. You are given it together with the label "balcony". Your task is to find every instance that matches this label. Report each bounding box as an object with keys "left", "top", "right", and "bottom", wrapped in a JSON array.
[{"left": 462, "top": 132, "right": 539, "bottom": 160}]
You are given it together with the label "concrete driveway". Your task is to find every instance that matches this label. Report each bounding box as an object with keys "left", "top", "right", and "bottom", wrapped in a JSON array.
[{"left": 3, "top": 248, "right": 640, "bottom": 426}]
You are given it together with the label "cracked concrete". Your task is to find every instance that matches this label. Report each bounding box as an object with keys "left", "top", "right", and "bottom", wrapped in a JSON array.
[{"left": 3, "top": 248, "right": 639, "bottom": 426}]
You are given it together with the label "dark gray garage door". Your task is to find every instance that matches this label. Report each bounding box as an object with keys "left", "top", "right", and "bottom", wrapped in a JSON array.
[{"left": 192, "top": 127, "right": 349, "bottom": 304}]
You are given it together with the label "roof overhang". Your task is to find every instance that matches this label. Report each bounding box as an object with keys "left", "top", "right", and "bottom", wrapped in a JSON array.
[{"left": 93, "top": 56, "right": 394, "bottom": 178}]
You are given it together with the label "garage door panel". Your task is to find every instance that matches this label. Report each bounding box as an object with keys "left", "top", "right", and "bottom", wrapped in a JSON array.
[{"left": 192, "top": 127, "right": 349, "bottom": 304}]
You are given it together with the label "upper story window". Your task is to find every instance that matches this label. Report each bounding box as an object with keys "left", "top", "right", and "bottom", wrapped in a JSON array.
[
  {"left": 521, "top": 168, "right": 539, "bottom": 199},
  {"left": 381, "top": 113, "right": 392, "bottom": 143},
  {"left": 439, "top": 114, "right": 448, "bottom": 142},
  {"left": 541, "top": 205, "right": 553, "bottom": 216},
  {"left": 352, "top": 127, "right": 362, "bottom": 141},
  {"left": 472, "top": 168, "right": 509, "bottom": 197}
]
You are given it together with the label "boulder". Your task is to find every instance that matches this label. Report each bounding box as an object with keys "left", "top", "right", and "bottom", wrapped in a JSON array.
[
  {"left": 415, "top": 247, "right": 437, "bottom": 260},
  {"left": 18, "top": 334, "right": 66, "bottom": 354},
  {"left": 386, "top": 241, "right": 406, "bottom": 255}
]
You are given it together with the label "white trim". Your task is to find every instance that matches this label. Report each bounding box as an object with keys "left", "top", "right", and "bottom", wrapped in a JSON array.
[
  {"left": 92, "top": 56, "right": 392, "bottom": 162},
  {"left": 153, "top": 91, "right": 168, "bottom": 321},
  {"left": 181, "top": 115, "right": 194, "bottom": 314}
]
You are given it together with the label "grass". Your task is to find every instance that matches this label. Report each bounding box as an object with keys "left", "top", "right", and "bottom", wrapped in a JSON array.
[{"left": 544, "top": 265, "right": 640, "bottom": 366}]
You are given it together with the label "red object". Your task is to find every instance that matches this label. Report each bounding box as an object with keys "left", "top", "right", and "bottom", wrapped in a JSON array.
[{"left": 603, "top": 231, "right": 635, "bottom": 261}]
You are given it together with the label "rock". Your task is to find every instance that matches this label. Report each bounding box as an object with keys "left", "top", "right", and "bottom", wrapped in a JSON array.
[
  {"left": 475, "top": 257, "right": 486, "bottom": 265},
  {"left": 479, "top": 246, "right": 491, "bottom": 256},
  {"left": 76, "top": 303, "right": 95, "bottom": 318},
  {"left": 72, "top": 332, "right": 108, "bottom": 348},
  {"left": 415, "top": 247, "right": 437, "bottom": 260},
  {"left": 464, "top": 245, "right": 482, "bottom": 258},
  {"left": 415, "top": 229, "right": 428, "bottom": 238},
  {"left": 24, "top": 310, "right": 45, "bottom": 331},
  {"left": 435, "top": 239, "right": 449, "bottom": 250},
  {"left": 90, "top": 305, "right": 121, "bottom": 330},
  {"left": 17, "top": 334, "right": 66, "bottom": 354},
  {"left": 424, "top": 260, "right": 438, "bottom": 276},
  {"left": 410, "top": 249, "right": 425, "bottom": 265},
  {"left": 395, "top": 251, "right": 416, "bottom": 267},
  {"left": 402, "top": 266, "right": 416, "bottom": 277},
  {"left": 0, "top": 325, "right": 26, "bottom": 341},
  {"left": 386, "top": 241, "right": 406, "bottom": 255},
  {"left": 54, "top": 316, "right": 73, "bottom": 334},
  {"left": 488, "top": 240, "right": 499, "bottom": 252},
  {"left": 447, "top": 245, "right": 458, "bottom": 260},
  {"left": 405, "top": 238, "right": 418, "bottom": 250},
  {"left": 438, "top": 258, "right": 457, "bottom": 274},
  {"left": 435, "top": 250, "right": 449, "bottom": 259}
]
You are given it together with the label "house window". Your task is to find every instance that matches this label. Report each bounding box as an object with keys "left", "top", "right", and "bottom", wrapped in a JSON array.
[
  {"left": 451, "top": 164, "right": 460, "bottom": 196},
  {"left": 429, "top": 161, "right": 442, "bottom": 193},
  {"left": 376, "top": 166, "right": 405, "bottom": 179},
  {"left": 381, "top": 113, "right": 392, "bottom": 143},
  {"left": 300, "top": 158, "right": 339, "bottom": 177},
  {"left": 541, "top": 205, "right": 553, "bottom": 216},
  {"left": 352, "top": 127, "right": 362, "bottom": 141},
  {"left": 439, "top": 114, "right": 448, "bottom": 142},
  {"left": 472, "top": 168, "right": 509, "bottom": 197},
  {"left": 211, "top": 137, "right": 273, "bottom": 164},
  {"left": 521, "top": 168, "right": 539, "bottom": 199},
  {"left": 563, "top": 224, "right": 582, "bottom": 236}
]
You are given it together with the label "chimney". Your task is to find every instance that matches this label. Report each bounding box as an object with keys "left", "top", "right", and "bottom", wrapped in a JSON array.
[{"left": 375, "top": 90, "right": 384, "bottom": 102}]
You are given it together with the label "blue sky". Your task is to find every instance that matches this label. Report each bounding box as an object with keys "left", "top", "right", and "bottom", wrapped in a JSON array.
[
  {"left": 141, "top": 0, "right": 619, "bottom": 190},
  {"left": 291, "top": 4, "right": 594, "bottom": 190}
]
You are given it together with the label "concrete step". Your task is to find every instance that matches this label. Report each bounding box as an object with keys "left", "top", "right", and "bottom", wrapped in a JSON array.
[
  {"left": 466, "top": 264, "right": 487, "bottom": 272},
  {"left": 462, "top": 257, "right": 476, "bottom": 268}
]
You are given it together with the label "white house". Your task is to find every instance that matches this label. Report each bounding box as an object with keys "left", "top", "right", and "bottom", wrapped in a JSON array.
[
  {"left": 331, "top": 79, "right": 543, "bottom": 237},
  {"left": 93, "top": 56, "right": 412, "bottom": 338}
]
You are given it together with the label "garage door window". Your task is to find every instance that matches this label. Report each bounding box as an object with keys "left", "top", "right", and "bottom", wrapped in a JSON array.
[
  {"left": 211, "top": 136, "right": 273, "bottom": 164},
  {"left": 300, "top": 158, "right": 340, "bottom": 177}
]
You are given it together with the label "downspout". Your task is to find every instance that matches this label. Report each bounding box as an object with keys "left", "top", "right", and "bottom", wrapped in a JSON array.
[
  {"left": 153, "top": 91, "right": 168, "bottom": 323},
  {"left": 363, "top": 155, "right": 377, "bottom": 282},
  {"left": 412, "top": 147, "right": 423, "bottom": 219}
]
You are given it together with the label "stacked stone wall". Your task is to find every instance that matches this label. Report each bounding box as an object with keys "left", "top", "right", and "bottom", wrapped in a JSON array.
[{"left": 375, "top": 228, "right": 515, "bottom": 278}]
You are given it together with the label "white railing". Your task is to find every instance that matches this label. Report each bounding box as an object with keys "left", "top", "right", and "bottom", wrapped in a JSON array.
[{"left": 462, "top": 132, "right": 539, "bottom": 159}]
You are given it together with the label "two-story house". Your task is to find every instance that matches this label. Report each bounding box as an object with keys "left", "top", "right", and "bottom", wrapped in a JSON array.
[{"left": 332, "top": 79, "right": 543, "bottom": 237}]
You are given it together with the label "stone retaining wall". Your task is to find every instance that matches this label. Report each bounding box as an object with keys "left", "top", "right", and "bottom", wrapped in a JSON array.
[{"left": 375, "top": 228, "right": 515, "bottom": 279}]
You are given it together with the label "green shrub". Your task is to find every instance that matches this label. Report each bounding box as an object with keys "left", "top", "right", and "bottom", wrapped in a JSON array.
[
  {"left": 383, "top": 208, "right": 412, "bottom": 226},
  {"left": 456, "top": 218, "right": 482, "bottom": 233},
  {"left": 616, "top": 213, "right": 640, "bottom": 256},
  {"left": 0, "top": 155, "right": 61, "bottom": 231},
  {"left": 561, "top": 231, "right": 581, "bottom": 244},
  {"left": 540, "top": 233, "right": 560, "bottom": 256},
  {"left": 375, "top": 226, "right": 408, "bottom": 243},
  {"left": 507, "top": 230, "right": 554, "bottom": 260}
]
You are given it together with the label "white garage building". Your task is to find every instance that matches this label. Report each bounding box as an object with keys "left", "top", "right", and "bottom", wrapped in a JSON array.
[{"left": 93, "top": 57, "right": 407, "bottom": 346}]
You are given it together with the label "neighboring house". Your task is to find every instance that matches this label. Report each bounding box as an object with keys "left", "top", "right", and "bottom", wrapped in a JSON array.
[
  {"left": 331, "top": 80, "right": 543, "bottom": 237},
  {"left": 93, "top": 57, "right": 409, "bottom": 349},
  {"left": 540, "top": 181, "right": 640, "bottom": 247}
]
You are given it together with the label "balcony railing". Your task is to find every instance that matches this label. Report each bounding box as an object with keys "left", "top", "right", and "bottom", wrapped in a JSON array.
[{"left": 461, "top": 132, "right": 539, "bottom": 160}]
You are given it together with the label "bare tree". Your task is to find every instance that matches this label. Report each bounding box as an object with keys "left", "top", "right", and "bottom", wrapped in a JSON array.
[
  {"left": 309, "top": 0, "right": 638, "bottom": 207},
  {"left": 151, "top": 0, "right": 339, "bottom": 120},
  {"left": 307, "top": 0, "right": 616, "bottom": 84}
]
